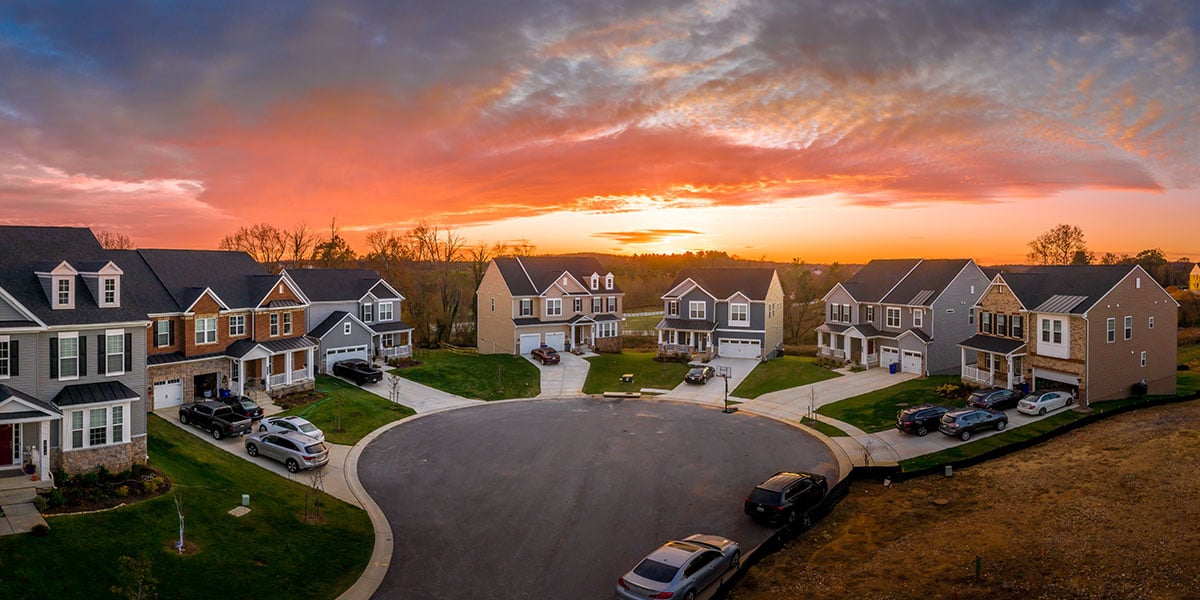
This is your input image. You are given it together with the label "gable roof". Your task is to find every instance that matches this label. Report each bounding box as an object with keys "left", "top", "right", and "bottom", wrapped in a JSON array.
[
  {"left": 284, "top": 268, "right": 400, "bottom": 302},
  {"left": 307, "top": 310, "right": 369, "bottom": 339},
  {"left": 665, "top": 268, "right": 777, "bottom": 301},
  {"left": 880, "top": 259, "right": 974, "bottom": 306},
  {"left": 998, "top": 265, "right": 1135, "bottom": 314},
  {"left": 138, "top": 249, "right": 271, "bottom": 311},
  {"left": 492, "top": 256, "right": 620, "bottom": 296},
  {"left": 840, "top": 259, "right": 922, "bottom": 303}
]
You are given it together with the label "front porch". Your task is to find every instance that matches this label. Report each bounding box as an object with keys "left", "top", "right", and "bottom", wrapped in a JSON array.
[
  {"left": 229, "top": 338, "right": 317, "bottom": 398},
  {"left": 656, "top": 323, "right": 715, "bottom": 362},
  {"left": 0, "top": 385, "right": 58, "bottom": 484},
  {"left": 373, "top": 323, "right": 415, "bottom": 360},
  {"left": 959, "top": 334, "right": 1027, "bottom": 390},
  {"left": 816, "top": 327, "right": 880, "bottom": 368}
]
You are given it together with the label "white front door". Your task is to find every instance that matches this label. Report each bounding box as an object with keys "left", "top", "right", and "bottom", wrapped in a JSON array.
[
  {"left": 719, "top": 338, "right": 760, "bottom": 359},
  {"left": 325, "top": 346, "right": 369, "bottom": 371},
  {"left": 519, "top": 334, "right": 541, "bottom": 354},
  {"left": 153, "top": 378, "right": 184, "bottom": 409},
  {"left": 881, "top": 347, "right": 899, "bottom": 367},
  {"left": 901, "top": 350, "right": 923, "bottom": 374},
  {"left": 544, "top": 332, "right": 565, "bottom": 351}
]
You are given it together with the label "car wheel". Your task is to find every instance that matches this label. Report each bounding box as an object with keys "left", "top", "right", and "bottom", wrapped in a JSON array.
[
  {"left": 683, "top": 591, "right": 696, "bottom": 600},
  {"left": 212, "top": 429, "right": 223, "bottom": 440},
  {"left": 960, "top": 430, "right": 971, "bottom": 441},
  {"left": 259, "top": 424, "right": 267, "bottom": 432},
  {"left": 286, "top": 459, "right": 300, "bottom": 473},
  {"left": 1038, "top": 408, "right": 1047, "bottom": 416},
  {"left": 179, "top": 414, "right": 188, "bottom": 425},
  {"left": 916, "top": 426, "right": 928, "bottom": 437},
  {"left": 1067, "top": 397, "right": 1075, "bottom": 406},
  {"left": 730, "top": 550, "right": 741, "bottom": 572},
  {"left": 996, "top": 420, "right": 1006, "bottom": 431},
  {"left": 246, "top": 443, "right": 258, "bottom": 457},
  {"left": 802, "top": 512, "right": 813, "bottom": 528}
]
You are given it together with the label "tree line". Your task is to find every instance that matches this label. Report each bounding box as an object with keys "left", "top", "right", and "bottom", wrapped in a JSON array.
[{"left": 1026, "top": 224, "right": 1193, "bottom": 288}]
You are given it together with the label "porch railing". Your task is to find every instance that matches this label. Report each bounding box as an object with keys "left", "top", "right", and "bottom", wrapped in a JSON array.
[
  {"left": 290, "top": 368, "right": 310, "bottom": 382},
  {"left": 962, "top": 365, "right": 994, "bottom": 386},
  {"left": 382, "top": 346, "right": 412, "bottom": 358},
  {"left": 268, "top": 373, "right": 288, "bottom": 388}
]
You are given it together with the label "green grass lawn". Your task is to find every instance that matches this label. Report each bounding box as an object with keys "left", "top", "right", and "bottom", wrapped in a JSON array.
[
  {"left": 0, "top": 415, "right": 372, "bottom": 600},
  {"left": 623, "top": 314, "right": 663, "bottom": 331},
  {"left": 392, "top": 349, "right": 539, "bottom": 400},
  {"left": 583, "top": 352, "right": 691, "bottom": 394},
  {"left": 1179, "top": 342, "right": 1200, "bottom": 366},
  {"left": 801, "top": 416, "right": 849, "bottom": 437},
  {"left": 731, "top": 355, "right": 841, "bottom": 399},
  {"left": 817, "top": 375, "right": 961, "bottom": 433},
  {"left": 280, "top": 375, "right": 415, "bottom": 445}
]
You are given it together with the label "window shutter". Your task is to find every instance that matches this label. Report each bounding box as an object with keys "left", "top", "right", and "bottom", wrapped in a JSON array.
[
  {"left": 125, "top": 333, "right": 133, "bottom": 372},
  {"left": 49, "top": 337, "right": 58, "bottom": 379},
  {"left": 97, "top": 334, "right": 106, "bottom": 375},
  {"left": 168, "top": 320, "right": 175, "bottom": 346},
  {"left": 79, "top": 335, "right": 87, "bottom": 376},
  {"left": 10, "top": 339, "right": 17, "bottom": 377}
]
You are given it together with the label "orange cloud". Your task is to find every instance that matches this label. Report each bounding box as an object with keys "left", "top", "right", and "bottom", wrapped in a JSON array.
[{"left": 591, "top": 229, "right": 704, "bottom": 244}]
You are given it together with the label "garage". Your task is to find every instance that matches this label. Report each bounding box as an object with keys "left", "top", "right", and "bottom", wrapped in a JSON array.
[
  {"left": 519, "top": 334, "right": 541, "bottom": 354},
  {"left": 881, "top": 347, "right": 899, "bottom": 368},
  {"left": 719, "top": 338, "right": 761, "bottom": 359},
  {"left": 901, "top": 350, "right": 923, "bottom": 374},
  {"left": 153, "top": 379, "right": 183, "bottom": 409},
  {"left": 544, "top": 332, "right": 565, "bottom": 351},
  {"left": 326, "top": 345, "right": 369, "bottom": 371}
]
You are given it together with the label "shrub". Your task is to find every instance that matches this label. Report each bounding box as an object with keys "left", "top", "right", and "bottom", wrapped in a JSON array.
[
  {"left": 32, "top": 495, "right": 48, "bottom": 512},
  {"left": 53, "top": 469, "right": 69, "bottom": 485},
  {"left": 46, "top": 488, "right": 66, "bottom": 507},
  {"left": 31, "top": 524, "right": 50, "bottom": 537},
  {"left": 115, "top": 485, "right": 130, "bottom": 498},
  {"left": 814, "top": 356, "right": 842, "bottom": 370},
  {"left": 78, "top": 470, "right": 100, "bottom": 487},
  {"left": 934, "top": 382, "right": 968, "bottom": 399}
]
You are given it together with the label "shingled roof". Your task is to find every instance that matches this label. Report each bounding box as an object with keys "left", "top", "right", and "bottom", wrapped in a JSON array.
[
  {"left": 880, "top": 259, "right": 974, "bottom": 306},
  {"left": 285, "top": 268, "right": 399, "bottom": 302},
  {"left": 999, "top": 265, "right": 1135, "bottom": 314},
  {"left": 665, "top": 268, "right": 778, "bottom": 301},
  {"left": 840, "top": 259, "right": 921, "bottom": 303},
  {"left": 492, "top": 256, "right": 620, "bottom": 296},
  {"left": 138, "top": 249, "right": 273, "bottom": 310}
]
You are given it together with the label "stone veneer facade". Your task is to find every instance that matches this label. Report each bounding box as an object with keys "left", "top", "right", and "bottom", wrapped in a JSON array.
[
  {"left": 55, "top": 436, "right": 148, "bottom": 475},
  {"left": 146, "top": 357, "right": 232, "bottom": 411}
]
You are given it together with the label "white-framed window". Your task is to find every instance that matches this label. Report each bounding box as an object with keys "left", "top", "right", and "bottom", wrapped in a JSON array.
[
  {"left": 886, "top": 307, "right": 901, "bottom": 329},
  {"left": 196, "top": 316, "right": 217, "bottom": 345},
  {"left": 269, "top": 313, "right": 279, "bottom": 336},
  {"left": 996, "top": 314, "right": 1007, "bottom": 337},
  {"left": 1140, "top": 351, "right": 1147, "bottom": 367},
  {"left": 1042, "top": 318, "right": 1063, "bottom": 344},
  {"left": 381, "top": 333, "right": 395, "bottom": 347},
  {"left": 519, "top": 299, "right": 532, "bottom": 317},
  {"left": 378, "top": 302, "right": 393, "bottom": 321},
  {"left": 592, "top": 297, "right": 602, "bottom": 313},
  {"left": 983, "top": 353, "right": 993, "bottom": 370},
  {"left": 597, "top": 321, "right": 618, "bottom": 337},
  {"left": 590, "top": 275, "right": 599, "bottom": 290},
  {"left": 969, "top": 307, "right": 975, "bottom": 325},
  {"left": 605, "top": 274, "right": 613, "bottom": 290},
  {"left": 101, "top": 277, "right": 119, "bottom": 307},
  {"left": 229, "top": 314, "right": 245, "bottom": 337},
  {"left": 1149, "top": 316, "right": 1155, "bottom": 329},
  {"left": 0, "top": 336, "right": 9, "bottom": 378},
  {"left": 573, "top": 298, "right": 582, "bottom": 313},
  {"left": 1039, "top": 317, "right": 1068, "bottom": 359},
  {"left": 1012, "top": 315, "right": 1024, "bottom": 338},
  {"left": 689, "top": 301, "right": 706, "bottom": 320},
  {"left": 283, "top": 312, "right": 293, "bottom": 335},
  {"left": 546, "top": 298, "right": 563, "bottom": 317},
  {"left": 607, "top": 296, "right": 617, "bottom": 312},
  {"left": 913, "top": 309, "right": 924, "bottom": 328},
  {"left": 156, "top": 319, "right": 171, "bottom": 347},
  {"left": 56, "top": 277, "right": 73, "bottom": 308},
  {"left": 362, "top": 303, "right": 374, "bottom": 323},
  {"left": 1106, "top": 318, "right": 1116, "bottom": 343},
  {"left": 981, "top": 311, "right": 992, "bottom": 334},
  {"left": 113, "top": 405, "right": 124, "bottom": 442},
  {"left": 59, "top": 333, "right": 79, "bottom": 380},
  {"left": 344, "top": 322, "right": 352, "bottom": 335},
  {"left": 866, "top": 305, "right": 875, "bottom": 323},
  {"left": 70, "top": 410, "right": 84, "bottom": 448},
  {"left": 667, "top": 300, "right": 679, "bottom": 317},
  {"left": 730, "top": 303, "right": 749, "bottom": 325},
  {"left": 1124, "top": 316, "right": 1132, "bottom": 340},
  {"left": 105, "top": 329, "right": 124, "bottom": 376},
  {"left": 66, "top": 403, "right": 130, "bottom": 450}
]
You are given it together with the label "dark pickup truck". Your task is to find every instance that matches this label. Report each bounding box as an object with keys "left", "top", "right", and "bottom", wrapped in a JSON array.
[{"left": 179, "top": 401, "right": 253, "bottom": 440}]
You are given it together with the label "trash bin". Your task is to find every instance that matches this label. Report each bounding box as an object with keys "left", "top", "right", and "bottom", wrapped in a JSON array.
[
  {"left": 888, "top": 362, "right": 898, "bottom": 374},
  {"left": 1131, "top": 380, "right": 1148, "bottom": 396}
]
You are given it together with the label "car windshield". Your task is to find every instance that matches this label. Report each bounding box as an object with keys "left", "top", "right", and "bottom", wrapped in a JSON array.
[
  {"left": 238, "top": 400, "right": 256, "bottom": 409},
  {"left": 633, "top": 558, "right": 679, "bottom": 584},
  {"left": 688, "top": 368, "right": 705, "bottom": 375},
  {"left": 968, "top": 392, "right": 988, "bottom": 402},
  {"left": 299, "top": 423, "right": 318, "bottom": 433},
  {"left": 1021, "top": 395, "right": 1040, "bottom": 403},
  {"left": 304, "top": 442, "right": 327, "bottom": 454},
  {"left": 748, "top": 487, "right": 781, "bottom": 504}
]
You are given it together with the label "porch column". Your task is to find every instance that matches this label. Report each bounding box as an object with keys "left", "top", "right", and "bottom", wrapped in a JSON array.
[
  {"left": 860, "top": 340, "right": 868, "bottom": 367},
  {"left": 989, "top": 353, "right": 995, "bottom": 384},
  {"left": 960, "top": 347, "right": 966, "bottom": 378},
  {"left": 237, "top": 359, "right": 245, "bottom": 395},
  {"left": 307, "top": 348, "right": 314, "bottom": 380},
  {"left": 39, "top": 420, "right": 50, "bottom": 478},
  {"left": 1006, "top": 357, "right": 1014, "bottom": 389},
  {"left": 285, "top": 352, "right": 294, "bottom": 384},
  {"left": 263, "top": 358, "right": 271, "bottom": 391},
  {"left": 842, "top": 334, "right": 850, "bottom": 358}
]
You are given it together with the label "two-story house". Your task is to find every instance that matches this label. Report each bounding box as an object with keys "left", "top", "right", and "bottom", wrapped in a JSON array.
[
  {"left": 139, "top": 250, "right": 316, "bottom": 408},
  {"left": 477, "top": 256, "right": 623, "bottom": 355},
  {"left": 655, "top": 268, "right": 784, "bottom": 361},
  {"left": 283, "top": 268, "right": 413, "bottom": 371},
  {"left": 817, "top": 259, "right": 990, "bottom": 375},
  {"left": 0, "top": 226, "right": 155, "bottom": 478},
  {"left": 1190, "top": 263, "right": 1200, "bottom": 294},
  {"left": 959, "top": 265, "right": 1177, "bottom": 402}
]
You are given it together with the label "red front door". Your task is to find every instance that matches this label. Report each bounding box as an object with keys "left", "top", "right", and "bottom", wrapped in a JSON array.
[{"left": 0, "top": 424, "right": 12, "bottom": 466}]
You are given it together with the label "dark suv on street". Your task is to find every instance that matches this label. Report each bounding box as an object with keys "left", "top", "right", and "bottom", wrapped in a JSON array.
[
  {"left": 966, "top": 387, "right": 1021, "bottom": 411},
  {"left": 744, "top": 471, "right": 828, "bottom": 528},
  {"left": 939, "top": 407, "right": 1008, "bottom": 441},
  {"left": 896, "top": 404, "right": 950, "bottom": 437}
]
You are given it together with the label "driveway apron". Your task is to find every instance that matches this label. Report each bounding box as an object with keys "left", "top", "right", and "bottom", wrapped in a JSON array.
[
  {"left": 530, "top": 351, "right": 591, "bottom": 398},
  {"left": 664, "top": 357, "right": 762, "bottom": 405}
]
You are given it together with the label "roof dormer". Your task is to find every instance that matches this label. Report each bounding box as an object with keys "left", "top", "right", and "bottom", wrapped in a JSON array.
[
  {"left": 590, "top": 273, "right": 599, "bottom": 290},
  {"left": 605, "top": 273, "right": 614, "bottom": 290},
  {"left": 79, "top": 261, "right": 125, "bottom": 308},
  {"left": 35, "top": 260, "right": 79, "bottom": 310}
]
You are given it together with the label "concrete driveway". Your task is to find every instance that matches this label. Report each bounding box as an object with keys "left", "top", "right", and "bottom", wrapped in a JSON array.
[
  {"left": 739, "top": 368, "right": 919, "bottom": 420},
  {"left": 358, "top": 369, "right": 483, "bottom": 413},
  {"left": 357, "top": 397, "right": 839, "bottom": 600},
  {"left": 665, "top": 357, "right": 761, "bottom": 405},
  {"left": 528, "top": 351, "right": 591, "bottom": 397}
]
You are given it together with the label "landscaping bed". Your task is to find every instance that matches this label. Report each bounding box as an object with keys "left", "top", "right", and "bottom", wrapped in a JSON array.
[
  {"left": 583, "top": 351, "right": 690, "bottom": 394},
  {"left": 732, "top": 355, "right": 841, "bottom": 399},
  {"left": 391, "top": 349, "right": 539, "bottom": 400},
  {"left": 42, "top": 464, "right": 171, "bottom": 515},
  {"left": 278, "top": 375, "right": 415, "bottom": 445}
]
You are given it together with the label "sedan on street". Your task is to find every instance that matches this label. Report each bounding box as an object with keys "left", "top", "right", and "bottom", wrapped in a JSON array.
[
  {"left": 1017, "top": 390, "right": 1075, "bottom": 416},
  {"left": 939, "top": 408, "right": 1008, "bottom": 441},
  {"left": 245, "top": 430, "right": 329, "bottom": 473},
  {"left": 616, "top": 534, "right": 741, "bottom": 600},
  {"left": 259, "top": 415, "right": 325, "bottom": 443}
]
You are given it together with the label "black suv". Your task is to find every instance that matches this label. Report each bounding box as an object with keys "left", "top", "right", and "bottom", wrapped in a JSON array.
[
  {"left": 966, "top": 387, "right": 1021, "bottom": 411},
  {"left": 221, "top": 395, "right": 264, "bottom": 421},
  {"left": 895, "top": 404, "right": 950, "bottom": 437},
  {"left": 939, "top": 407, "right": 1008, "bottom": 441},
  {"left": 332, "top": 358, "right": 384, "bottom": 385},
  {"left": 744, "top": 471, "right": 828, "bottom": 527}
]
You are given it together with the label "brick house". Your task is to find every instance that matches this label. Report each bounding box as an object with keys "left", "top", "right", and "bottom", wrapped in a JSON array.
[
  {"left": 477, "top": 256, "right": 623, "bottom": 354},
  {"left": 958, "top": 265, "right": 1177, "bottom": 403},
  {"left": 655, "top": 268, "right": 784, "bottom": 361}
]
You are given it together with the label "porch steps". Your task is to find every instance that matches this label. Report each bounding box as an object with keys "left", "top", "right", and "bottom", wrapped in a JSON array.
[{"left": 0, "top": 488, "right": 37, "bottom": 505}]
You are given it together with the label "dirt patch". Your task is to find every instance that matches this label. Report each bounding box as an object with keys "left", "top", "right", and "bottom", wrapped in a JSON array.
[
  {"left": 273, "top": 389, "right": 326, "bottom": 410},
  {"left": 164, "top": 540, "right": 201, "bottom": 555},
  {"left": 731, "top": 398, "right": 1200, "bottom": 600}
]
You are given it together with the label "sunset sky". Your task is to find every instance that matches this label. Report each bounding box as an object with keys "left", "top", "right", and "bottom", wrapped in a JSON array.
[{"left": 1, "top": 0, "right": 1198, "bottom": 264}]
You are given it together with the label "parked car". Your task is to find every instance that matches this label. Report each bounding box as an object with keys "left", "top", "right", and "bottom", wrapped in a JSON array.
[
  {"left": 221, "top": 395, "right": 264, "bottom": 421},
  {"left": 966, "top": 387, "right": 1022, "bottom": 411},
  {"left": 1017, "top": 390, "right": 1075, "bottom": 416},
  {"left": 616, "top": 534, "right": 741, "bottom": 600},
  {"left": 332, "top": 358, "right": 383, "bottom": 385},
  {"left": 684, "top": 365, "right": 715, "bottom": 384},
  {"left": 939, "top": 408, "right": 1008, "bottom": 441},
  {"left": 531, "top": 345, "right": 561, "bottom": 365},
  {"left": 895, "top": 404, "right": 950, "bottom": 437},
  {"left": 245, "top": 430, "right": 329, "bottom": 473},
  {"left": 743, "top": 471, "right": 828, "bottom": 527},
  {"left": 179, "top": 401, "right": 252, "bottom": 440},
  {"left": 259, "top": 415, "right": 325, "bottom": 443}
]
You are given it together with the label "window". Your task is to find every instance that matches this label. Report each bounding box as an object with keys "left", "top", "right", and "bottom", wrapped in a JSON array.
[
  {"left": 381, "top": 333, "right": 395, "bottom": 347},
  {"left": 886, "top": 307, "right": 901, "bottom": 329},
  {"left": 196, "top": 317, "right": 217, "bottom": 344},
  {"left": 913, "top": 309, "right": 924, "bottom": 328},
  {"left": 0, "top": 338, "right": 9, "bottom": 378},
  {"left": 607, "top": 296, "right": 617, "bottom": 312},
  {"left": 59, "top": 333, "right": 79, "bottom": 379},
  {"left": 730, "top": 303, "right": 749, "bottom": 325},
  {"left": 590, "top": 275, "right": 599, "bottom": 290},
  {"left": 269, "top": 314, "right": 279, "bottom": 336},
  {"left": 283, "top": 312, "right": 293, "bottom": 335},
  {"left": 101, "top": 277, "right": 118, "bottom": 306},
  {"left": 344, "top": 322, "right": 352, "bottom": 335},
  {"left": 969, "top": 307, "right": 975, "bottom": 325},
  {"left": 1136, "top": 277, "right": 1141, "bottom": 289},
  {"left": 1124, "top": 316, "right": 1132, "bottom": 340},
  {"left": 519, "top": 299, "right": 532, "bottom": 317},
  {"left": 1106, "top": 318, "right": 1116, "bottom": 343},
  {"left": 983, "top": 353, "right": 993, "bottom": 370},
  {"left": 866, "top": 305, "right": 875, "bottom": 323},
  {"left": 89, "top": 408, "right": 107, "bottom": 446},
  {"left": 361, "top": 303, "right": 374, "bottom": 323},
  {"left": 605, "top": 274, "right": 613, "bottom": 290},
  {"left": 995, "top": 314, "right": 1007, "bottom": 337},
  {"left": 546, "top": 298, "right": 562, "bottom": 317},
  {"left": 591, "top": 297, "right": 602, "bottom": 313},
  {"left": 597, "top": 321, "right": 618, "bottom": 337},
  {"left": 71, "top": 411, "right": 84, "bottom": 448},
  {"left": 841, "top": 304, "right": 851, "bottom": 322},
  {"left": 1149, "top": 316, "right": 1155, "bottom": 329},
  {"left": 56, "top": 277, "right": 72, "bottom": 307},
  {"left": 67, "top": 403, "right": 129, "bottom": 450},
  {"left": 106, "top": 330, "right": 124, "bottom": 375},
  {"left": 1141, "top": 351, "right": 1147, "bottom": 367},
  {"left": 573, "top": 298, "right": 582, "bottom": 313},
  {"left": 112, "top": 406, "right": 124, "bottom": 444},
  {"left": 156, "top": 320, "right": 172, "bottom": 346},
  {"left": 378, "top": 302, "right": 393, "bottom": 321},
  {"left": 1012, "top": 315, "right": 1024, "bottom": 339},
  {"left": 689, "top": 301, "right": 706, "bottom": 320},
  {"left": 490, "top": 298, "right": 495, "bottom": 312},
  {"left": 229, "top": 314, "right": 245, "bottom": 337},
  {"left": 1052, "top": 320, "right": 1063, "bottom": 344},
  {"left": 667, "top": 300, "right": 679, "bottom": 317},
  {"left": 981, "top": 312, "right": 992, "bottom": 334}
]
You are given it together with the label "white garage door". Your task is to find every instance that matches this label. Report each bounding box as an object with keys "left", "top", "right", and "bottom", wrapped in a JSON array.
[
  {"left": 881, "top": 347, "right": 899, "bottom": 367},
  {"left": 719, "top": 338, "right": 761, "bottom": 359},
  {"left": 326, "top": 345, "right": 369, "bottom": 371},
  {"left": 901, "top": 350, "right": 923, "bottom": 374},
  {"left": 153, "top": 379, "right": 183, "bottom": 409},
  {"left": 519, "top": 334, "right": 541, "bottom": 354},
  {"left": 544, "top": 332, "right": 565, "bottom": 351}
]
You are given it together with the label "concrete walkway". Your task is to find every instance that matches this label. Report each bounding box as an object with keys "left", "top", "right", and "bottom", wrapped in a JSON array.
[
  {"left": 0, "top": 502, "right": 47, "bottom": 535},
  {"left": 529, "top": 351, "right": 592, "bottom": 398}
]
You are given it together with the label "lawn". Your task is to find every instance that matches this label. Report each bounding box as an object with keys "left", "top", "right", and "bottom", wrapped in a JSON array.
[
  {"left": 280, "top": 375, "right": 415, "bottom": 445},
  {"left": 801, "top": 417, "right": 849, "bottom": 437},
  {"left": 731, "top": 355, "right": 841, "bottom": 399},
  {"left": 1179, "top": 342, "right": 1200, "bottom": 366},
  {"left": 392, "top": 349, "right": 540, "bottom": 400},
  {"left": 623, "top": 314, "right": 663, "bottom": 332},
  {"left": 0, "top": 415, "right": 372, "bottom": 600},
  {"left": 817, "top": 375, "right": 961, "bottom": 433},
  {"left": 583, "top": 352, "right": 691, "bottom": 394}
]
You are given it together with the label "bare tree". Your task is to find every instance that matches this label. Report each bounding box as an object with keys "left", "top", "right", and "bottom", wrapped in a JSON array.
[
  {"left": 285, "top": 222, "right": 318, "bottom": 268},
  {"left": 364, "top": 228, "right": 412, "bottom": 284},
  {"left": 511, "top": 238, "right": 537, "bottom": 256},
  {"left": 111, "top": 555, "right": 157, "bottom": 600},
  {"left": 93, "top": 229, "right": 134, "bottom": 249},
  {"left": 465, "top": 241, "right": 508, "bottom": 325},
  {"left": 313, "top": 218, "right": 357, "bottom": 268},
  {"left": 219, "top": 223, "right": 287, "bottom": 271},
  {"left": 173, "top": 493, "right": 186, "bottom": 554},
  {"left": 1027, "top": 224, "right": 1089, "bottom": 265}
]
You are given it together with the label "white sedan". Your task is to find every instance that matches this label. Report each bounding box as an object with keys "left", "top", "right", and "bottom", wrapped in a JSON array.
[
  {"left": 1017, "top": 390, "right": 1075, "bottom": 416},
  {"left": 258, "top": 416, "right": 325, "bottom": 443}
]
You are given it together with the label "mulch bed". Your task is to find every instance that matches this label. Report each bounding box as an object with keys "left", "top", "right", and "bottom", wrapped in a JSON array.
[{"left": 43, "top": 464, "right": 172, "bottom": 515}]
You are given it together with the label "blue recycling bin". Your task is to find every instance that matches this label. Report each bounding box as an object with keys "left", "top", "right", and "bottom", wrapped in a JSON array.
[{"left": 888, "top": 362, "right": 898, "bottom": 374}]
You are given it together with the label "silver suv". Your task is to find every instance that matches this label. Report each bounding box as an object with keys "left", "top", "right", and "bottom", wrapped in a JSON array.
[{"left": 245, "top": 430, "right": 330, "bottom": 473}]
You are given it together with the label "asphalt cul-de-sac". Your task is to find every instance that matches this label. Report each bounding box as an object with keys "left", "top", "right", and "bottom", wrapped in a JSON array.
[{"left": 358, "top": 397, "right": 837, "bottom": 600}]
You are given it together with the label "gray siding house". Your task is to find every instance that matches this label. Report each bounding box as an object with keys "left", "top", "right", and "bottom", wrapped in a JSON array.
[
  {"left": 656, "top": 268, "right": 784, "bottom": 361},
  {"left": 817, "top": 259, "right": 989, "bottom": 375}
]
